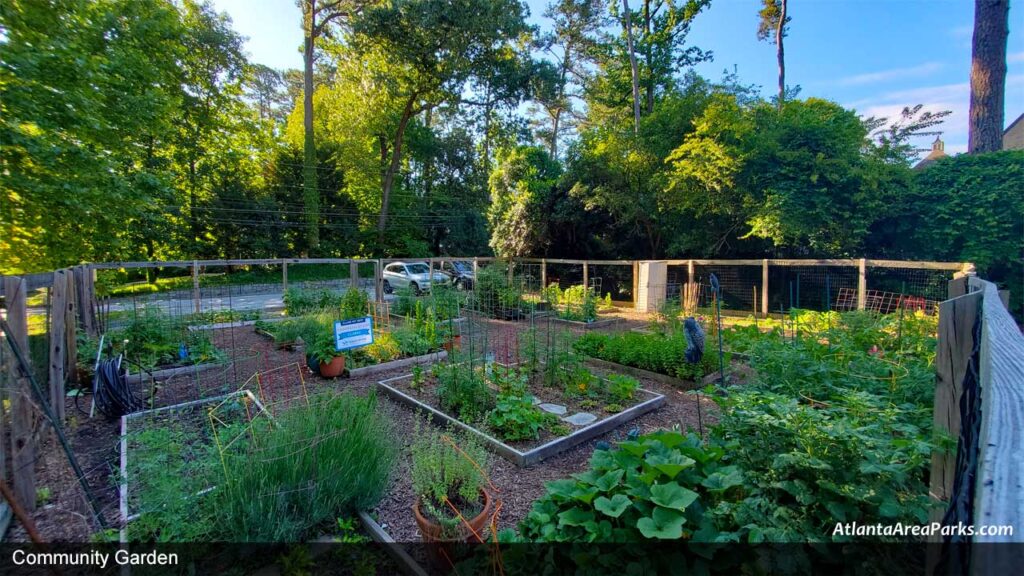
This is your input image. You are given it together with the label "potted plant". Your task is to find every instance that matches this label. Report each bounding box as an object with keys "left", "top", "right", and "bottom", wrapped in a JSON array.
[
  {"left": 439, "top": 322, "right": 461, "bottom": 352},
  {"left": 310, "top": 333, "right": 346, "bottom": 378},
  {"left": 410, "top": 420, "right": 493, "bottom": 548}
]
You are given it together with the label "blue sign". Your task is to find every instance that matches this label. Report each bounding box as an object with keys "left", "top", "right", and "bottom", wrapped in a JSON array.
[{"left": 334, "top": 316, "right": 374, "bottom": 351}]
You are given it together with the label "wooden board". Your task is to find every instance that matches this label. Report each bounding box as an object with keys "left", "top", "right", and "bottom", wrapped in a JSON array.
[
  {"left": 969, "top": 277, "right": 1024, "bottom": 550},
  {"left": 2, "top": 276, "right": 35, "bottom": 513}
]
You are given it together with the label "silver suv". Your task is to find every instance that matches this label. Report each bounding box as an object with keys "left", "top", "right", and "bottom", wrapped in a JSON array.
[{"left": 382, "top": 261, "right": 450, "bottom": 295}]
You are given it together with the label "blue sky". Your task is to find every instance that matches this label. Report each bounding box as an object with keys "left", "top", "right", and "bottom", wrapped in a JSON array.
[{"left": 212, "top": 0, "right": 1024, "bottom": 154}]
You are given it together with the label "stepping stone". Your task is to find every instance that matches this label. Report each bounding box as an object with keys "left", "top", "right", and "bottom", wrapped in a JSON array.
[
  {"left": 539, "top": 403, "right": 567, "bottom": 415},
  {"left": 563, "top": 412, "right": 597, "bottom": 426}
]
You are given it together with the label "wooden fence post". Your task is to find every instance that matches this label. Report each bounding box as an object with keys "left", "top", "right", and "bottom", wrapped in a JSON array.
[
  {"left": 350, "top": 260, "right": 359, "bottom": 290},
  {"left": 929, "top": 291, "right": 982, "bottom": 510},
  {"left": 583, "top": 262, "right": 589, "bottom": 288},
  {"left": 375, "top": 260, "right": 384, "bottom": 303},
  {"left": 857, "top": 258, "right": 867, "bottom": 311},
  {"left": 2, "top": 276, "right": 36, "bottom": 512},
  {"left": 63, "top": 270, "right": 77, "bottom": 386},
  {"left": 541, "top": 259, "right": 547, "bottom": 290},
  {"left": 761, "top": 259, "right": 769, "bottom": 317},
  {"left": 282, "top": 261, "right": 288, "bottom": 294},
  {"left": 687, "top": 260, "right": 694, "bottom": 286},
  {"left": 49, "top": 271, "right": 67, "bottom": 423},
  {"left": 192, "top": 261, "right": 201, "bottom": 314}
]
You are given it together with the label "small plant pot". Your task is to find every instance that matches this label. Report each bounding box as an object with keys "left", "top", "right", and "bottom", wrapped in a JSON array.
[
  {"left": 413, "top": 488, "right": 493, "bottom": 545},
  {"left": 318, "top": 355, "right": 346, "bottom": 378},
  {"left": 442, "top": 335, "right": 462, "bottom": 352}
]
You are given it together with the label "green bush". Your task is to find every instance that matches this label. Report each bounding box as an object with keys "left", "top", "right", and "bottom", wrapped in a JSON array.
[
  {"left": 111, "top": 308, "right": 223, "bottom": 369},
  {"left": 574, "top": 331, "right": 717, "bottom": 381},
  {"left": 488, "top": 393, "right": 555, "bottom": 442},
  {"left": 216, "top": 392, "right": 397, "bottom": 541}
]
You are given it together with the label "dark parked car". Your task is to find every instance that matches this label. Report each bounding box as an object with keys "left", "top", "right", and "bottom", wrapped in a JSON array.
[{"left": 441, "top": 260, "right": 475, "bottom": 290}]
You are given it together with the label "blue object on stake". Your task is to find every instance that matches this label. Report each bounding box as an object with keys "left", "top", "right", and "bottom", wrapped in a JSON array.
[
  {"left": 709, "top": 273, "right": 725, "bottom": 386},
  {"left": 178, "top": 342, "right": 189, "bottom": 361}
]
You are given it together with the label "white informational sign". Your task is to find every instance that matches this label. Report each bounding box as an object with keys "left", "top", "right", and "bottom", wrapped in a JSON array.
[{"left": 334, "top": 316, "right": 374, "bottom": 351}]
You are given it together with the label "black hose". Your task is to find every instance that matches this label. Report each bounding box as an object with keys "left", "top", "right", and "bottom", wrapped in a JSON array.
[{"left": 92, "top": 356, "right": 146, "bottom": 418}]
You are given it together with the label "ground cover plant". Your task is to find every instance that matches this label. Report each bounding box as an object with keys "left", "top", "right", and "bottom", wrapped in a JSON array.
[
  {"left": 123, "top": 391, "right": 396, "bottom": 543},
  {"left": 507, "top": 309, "right": 940, "bottom": 570},
  {"left": 392, "top": 284, "right": 465, "bottom": 321}
]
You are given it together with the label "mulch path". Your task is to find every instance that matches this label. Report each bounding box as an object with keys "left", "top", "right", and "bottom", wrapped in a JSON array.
[{"left": 10, "top": 313, "right": 722, "bottom": 544}]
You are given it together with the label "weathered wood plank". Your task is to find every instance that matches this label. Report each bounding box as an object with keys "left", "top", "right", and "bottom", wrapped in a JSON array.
[
  {"left": 2, "top": 276, "right": 36, "bottom": 513},
  {"left": 929, "top": 291, "right": 982, "bottom": 505},
  {"left": 969, "top": 277, "right": 1024, "bottom": 549},
  {"left": 857, "top": 259, "right": 867, "bottom": 310},
  {"left": 866, "top": 259, "right": 967, "bottom": 271},
  {"left": 49, "top": 271, "right": 67, "bottom": 423}
]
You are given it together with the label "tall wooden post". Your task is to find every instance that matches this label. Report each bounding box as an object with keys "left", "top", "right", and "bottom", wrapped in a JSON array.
[
  {"left": 282, "top": 261, "right": 288, "bottom": 294},
  {"left": 49, "top": 271, "right": 67, "bottom": 423},
  {"left": 350, "top": 260, "right": 359, "bottom": 290},
  {"left": 3, "top": 276, "right": 36, "bottom": 512},
  {"left": 761, "top": 259, "right": 769, "bottom": 317},
  {"left": 63, "top": 270, "right": 77, "bottom": 386},
  {"left": 583, "top": 262, "right": 589, "bottom": 288},
  {"left": 631, "top": 261, "right": 638, "bottom": 306},
  {"left": 928, "top": 291, "right": 982, "bottom": 526},
  {"left": 687, "top": 260, "right": 694, "bottom": 286},
  {"left": 541, "top": 259, "right": 547, "bottom": 289},
  {"left": 374, "top": 260, "right": 384, "bottom": 303},
  {"left": 857, "top": 258, "right": 867, "bottom": 311},
  {"left": 192, "top": 261, "right": 201, "bottom": 314}
]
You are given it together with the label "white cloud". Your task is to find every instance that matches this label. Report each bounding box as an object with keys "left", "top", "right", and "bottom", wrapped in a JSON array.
[
  {"left": 837, "top": 62, "right": 943, "bottom": 86},
  {"left": 1009, "top": 51, "right": 1024, "bottom": 64},
  {"left": 847, "top": 75, "right": 1024, "bottom": 156}
]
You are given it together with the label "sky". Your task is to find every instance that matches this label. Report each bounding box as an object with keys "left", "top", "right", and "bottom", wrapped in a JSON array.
[{"left": 211, "top": 0, "right": 1024, "bottom": 154}]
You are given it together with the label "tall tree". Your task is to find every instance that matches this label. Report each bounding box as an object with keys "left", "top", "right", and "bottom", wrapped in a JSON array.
[
  {"left": 968, "top": 0, "right": 1009, "bottom": 153},
  {"left": 352, "top": 0, "right": 529, "bottom": 242},
  {"left": 622, "top": 0, "right": 642, "bottom": 134},
  {"left": 531, "top": 0, "right": 602, "bottom": 156},
  {"left": 300, "top": 0, "right": 360, "bottom": 252},
  {"left": 757, "top": 0, "right": 789, "bottom": 106}
]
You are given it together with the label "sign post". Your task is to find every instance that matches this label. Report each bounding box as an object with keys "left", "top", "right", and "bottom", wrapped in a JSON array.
[{"left": 334, "top": 317, "right": 374, "bottom": 352}]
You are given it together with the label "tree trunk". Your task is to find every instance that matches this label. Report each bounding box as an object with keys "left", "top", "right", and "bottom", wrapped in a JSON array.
[
  {"left": 968, "top": 0, "right": 1009, "bottom": 153},
  {"left": 643, "top": 0, "right": 654, "bottom": 114},
  {"left": 776, "top": 0, "right": 786, "bottom": 107},
  {"left": 303, "top": 1, "right": 320, "bottom": 253},
  {"left": 378, "top": 96, "right": 417, "bottom": 240},
  {"left": 622, "top": 0, "right": 641, "bottom": 134}
]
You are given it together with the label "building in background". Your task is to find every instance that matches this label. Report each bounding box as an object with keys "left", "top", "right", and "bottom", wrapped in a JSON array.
[
  {"left": 1003, "top": 113, "right": 1024, "bottom": 150},
  {"left": 914, "top": 136, "right": 949, "bottom": 170}
]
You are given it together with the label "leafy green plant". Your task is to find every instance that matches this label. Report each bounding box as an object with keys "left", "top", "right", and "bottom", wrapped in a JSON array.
[
  {"left": 487, "top": 393, "right": 554, "bottom": 442},
  {"left": 109, "top": 308, "right": 224, "bottom": 370},
  {"left": 574, "top": 331, "right": 716, "bottom": 382},
  {"left": 411, "top": 365, "right": 425, "bottom": 392},
  {"left": 340, "top": 285, "right": 369, "bottom": 320},
  {"left": 411, "top": 418, "right": 491, "bottom": 538},
  {"left": 606, "top": 374, "right": 640, "bottom": 403},
  {"left": 309, "top": 331, "right": 343, "bottom": 364},
  {"left": 436, "top": 363, "right": 495, "bottom": 422},
  {"left": 216, "top": 392, "right": 397, "bottom": 541}
]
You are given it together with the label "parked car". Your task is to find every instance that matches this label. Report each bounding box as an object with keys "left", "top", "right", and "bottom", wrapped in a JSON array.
[
  {"left": 440, "top": 260, "right": 475, "bottom": 291},
  {"left": 382, "top": 261, "right": 449, "bottom": 295}
]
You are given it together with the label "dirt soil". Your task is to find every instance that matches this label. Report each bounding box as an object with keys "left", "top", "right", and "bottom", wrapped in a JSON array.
[{"left": 11, "top": 312, "right": 726, "bottom": 544}]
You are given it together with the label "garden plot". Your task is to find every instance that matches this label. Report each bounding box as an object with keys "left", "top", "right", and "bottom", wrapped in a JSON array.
[
  {"left": 119, "top": 390, "right": 271, "bottom": 542},
  {"left": 377, "top": 357, "right": 665, "bottom": 466}
]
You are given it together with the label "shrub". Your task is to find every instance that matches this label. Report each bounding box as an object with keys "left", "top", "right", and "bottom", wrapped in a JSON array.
[
  {"left": 605, "top": 374, "right": 640, "bottom": 403},
  {"left": 362, "top": 332, "right": 401, "bottom": 363},
  {"left": 340, "top": 285, "right": 369, "bottom": 320},
  {"left": 215, "top": 392, "right": 397, "bottom": 541},
  {"left": 574, "top": 331, "right": 717, "bottom": 382},
  {"left": 411, "top": 418, "right": 491, "bottom": 538}
]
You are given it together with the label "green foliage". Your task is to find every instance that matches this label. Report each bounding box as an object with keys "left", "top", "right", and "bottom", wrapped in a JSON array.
[
  {"left": 436, "top": 363, "right": 495, "bottom": 423},
  {"left": 488, "top": 145, "right": 562, "bottom": 257},
  {"left": 557, "top": 285, "right": 600, "bottom": 322},
  {"left": 110, "top": 308, "right": 224, "bottom": 370},
  {"left": 605, "top": 374, "right": 640, "bottom": 403},
  {"left": 411, "top": 418, "right": 491, "bottom": 537},
  {"left": 284, "top": 288, "right": 345, "bottom": 316},
  {"left": 488, "top": 394, "right": 555, "bottom": 442},
  {"left": 340, "top": 285, "right": 369, "bottom": 319},
  {"left": 521, "top": 310, "right": 940, "bottom": 558},
  {"left": 574, "top": 331, "right": 717, "bottom": 381},
  {"left": 472, "top": 263, "right": 524, "bottom": 316},
  {"left": 217, "top": 392, "right": 397, "bottom": 541}
]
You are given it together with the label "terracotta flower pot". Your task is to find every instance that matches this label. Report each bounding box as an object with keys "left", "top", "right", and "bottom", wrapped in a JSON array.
[
  {"left": 442, "top": 335, "right": 461, "bottom": 352},
  {"left": 413, "top": 488, "right": 493, "bottom": 544},
  {"left": 318, "top": 355, "right": 346, "bottom": 378}
]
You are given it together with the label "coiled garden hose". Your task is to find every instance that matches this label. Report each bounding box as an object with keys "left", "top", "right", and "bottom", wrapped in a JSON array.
[{"left": 90, "top": 356, "right": 146, "bottom": 418}]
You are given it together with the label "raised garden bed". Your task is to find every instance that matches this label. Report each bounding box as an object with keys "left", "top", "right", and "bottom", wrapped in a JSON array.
[
  {"left": 376, "top": 361, "right": 665, "bottom": 467},
  {"left": 347, "top": 350, "right": 448, "bottom": 378},
  {"left": 546, "top": 316, "right": 620, "bottom": 330}
]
